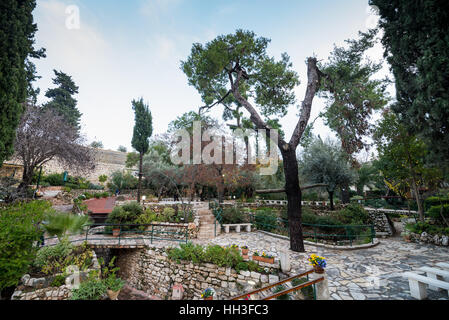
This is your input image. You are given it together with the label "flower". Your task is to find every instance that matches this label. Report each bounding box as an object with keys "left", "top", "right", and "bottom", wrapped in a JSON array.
[
  {"left": 308, "top": 254, "right": 326, "bottom": 268},
  {"left": 202, "top": 288, "right": 215, "bottom": 298}
]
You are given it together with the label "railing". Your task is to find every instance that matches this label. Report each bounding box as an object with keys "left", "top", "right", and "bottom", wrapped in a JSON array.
[
  {"left": 250, "top": 215, "right": 376, "bottom": 246},
  {"left": 231, "top": 269, "right": 324, "bottom": 300},
  {"left": 41, "top": 222, "right": 189, "bottom": 247},
  {"left": 210, "top": 201, "right": 224, "bottom": 237}
]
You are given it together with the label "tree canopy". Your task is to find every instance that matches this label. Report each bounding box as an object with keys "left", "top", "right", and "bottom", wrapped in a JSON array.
[
  {"left": 43, "top": 70, "right": 82, "bottom": 131},
  {"left": 299, "top": 137, "right": 355, "bottom": 210},
  {"left": 0, "top": 0, "right": 44, "bottom": 165},
  {"left": 372, "top": 0, "right": 449, "bottom": 167}
]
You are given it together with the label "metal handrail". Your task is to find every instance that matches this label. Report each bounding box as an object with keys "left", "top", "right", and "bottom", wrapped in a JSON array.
[
  {"left": 231, "top": 269, "right": 322, "bottom": 300},
  {"left": 41, "top": 222, "right": 189, "bottom": 247},
  {"left": 249, "top": 215, "right": 376, "bottom": 245}
]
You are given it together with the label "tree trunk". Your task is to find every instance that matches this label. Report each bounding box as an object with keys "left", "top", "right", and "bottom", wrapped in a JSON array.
[
  {"left": 410, "top": 176, "right": 425, "bottom": 222},
  {"left": 137, "top": 152, "right": 143, "bottom": 203},
  {"left": 340, "top": 184, "right": 350, "bottom": 204},
  {"left": 281, "top": 149, "right": 305, "bottom": 252},
  {"left": 328, "top": 190, "right": 334, "bottom": 211},
  {"left": 18, "top": 166, "right": 34, "bottom": 195}
]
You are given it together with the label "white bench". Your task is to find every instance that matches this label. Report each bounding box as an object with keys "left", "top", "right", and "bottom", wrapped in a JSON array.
[
  {"left": 436, "top": 262, "right": 449, "bottom": 271},
  {"left": 417, "top": 266, "right": 449, "bottom": 290},
  {"left": 403, "top": 271, "right": 449, "bottom": 299},
  {"left": 222, "top": 223, "right": 252, "bottom": 233}
]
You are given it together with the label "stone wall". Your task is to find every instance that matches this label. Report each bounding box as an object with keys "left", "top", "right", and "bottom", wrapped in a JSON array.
[
  {"left": 365, "top": 208, "right": 395, "bottom": 236},
  {"left": 2, "top": 148, "right": 135, "bottom": 184},
  {"left": 11, "top": 250, "right": 100, "bottom": 300},
  {"left": 115, "top": 247, "right": 281, "bottom": 300},
  {"left": 404, "top": 231, "right": 449, "bottom": 247}
]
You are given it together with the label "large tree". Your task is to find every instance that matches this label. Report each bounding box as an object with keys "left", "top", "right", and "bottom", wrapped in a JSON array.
[
  {"left": 371, "top": 0, "right": 449, "bottom": 167},
  {"left": 131, "top": 98, "right": 153, "bottom": 202},
  {"left": 43, "top": 70, "right": 82, "bottom": 131},
  {"left": 182, "top": 29, "right": 383, "bottom": 252},
  {"left": 299, "top": 138, "right": 355, "bottom": 210},
  {"left": 14, "top": 105, "right": 95, "bottom": 193},
  {"left": 0, "top": 0, "right": 45, "bottom": 165},
  {"left": 373, "top": 108, "right": 441, "bottom": 222}
]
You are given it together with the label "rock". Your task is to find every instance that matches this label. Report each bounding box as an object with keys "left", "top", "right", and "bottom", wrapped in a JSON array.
[
  {"left": 21, "top": 274, "right": 30, "bottom": 285},
  {"left": 442, "top": 236, "right": 449, "bottom": 246}
]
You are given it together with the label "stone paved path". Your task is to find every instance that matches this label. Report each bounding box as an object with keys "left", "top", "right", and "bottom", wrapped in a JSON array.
[{"left": 193, "top": 232, "right": 449, "bottom": 300}]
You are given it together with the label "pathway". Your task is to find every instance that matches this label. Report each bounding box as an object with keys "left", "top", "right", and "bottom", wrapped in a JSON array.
[{"left": 193, "top": 232, "right": 449, "bottom": 300}]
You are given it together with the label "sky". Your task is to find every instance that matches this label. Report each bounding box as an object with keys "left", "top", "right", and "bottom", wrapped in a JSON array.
[{"left": 31, "top": 0, "right": 392, "bottom": 156}]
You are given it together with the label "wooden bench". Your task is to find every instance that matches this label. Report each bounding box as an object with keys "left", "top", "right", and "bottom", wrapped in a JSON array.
[
  {"left": 222, "top": 223, "right": 252, "bottom": 233},
  {"left": 417, "top": 266, "right": 449, "bottom": 290},
  {"left": 403, "top": 271, "right": 449, "bottom": 299}
]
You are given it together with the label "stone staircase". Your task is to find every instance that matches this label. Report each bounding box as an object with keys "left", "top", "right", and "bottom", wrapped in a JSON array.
[{"left": 196, "top": 206, "right": 221, "bottom": 240}]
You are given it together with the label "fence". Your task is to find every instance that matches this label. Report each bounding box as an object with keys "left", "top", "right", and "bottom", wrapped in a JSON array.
[{"left": 41, "top": 222, "right": 189, "bottom": 247}]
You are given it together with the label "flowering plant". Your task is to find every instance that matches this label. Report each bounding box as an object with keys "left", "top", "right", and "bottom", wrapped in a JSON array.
[
  {"left": 241, "top": 245, "right": 248, "bottom": 249},
  {"left": 253, "top": 251, "right": 273, "bottom": 258},
  {"left": 201, "top": 288, "right": 215, "bottom": 298},
  {"left": 230, "top": 244, "right": 239, "bottom": 249},
  {"left": 308, "top": 254, "right": 326, "bottom": 268}
]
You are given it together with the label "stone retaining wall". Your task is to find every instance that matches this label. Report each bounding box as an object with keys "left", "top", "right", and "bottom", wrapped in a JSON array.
[
  {"left": 11, "top": 250, "right": 100, "bottom": 300},
  {"left": 365, "top": 208, "right": 395, "bottom": 236},
  {"left": 404, "top": 232, "right": 449, "bottom": 247},
  {"left": 115, "top": 247, "right": 281, "bottom": 300}
]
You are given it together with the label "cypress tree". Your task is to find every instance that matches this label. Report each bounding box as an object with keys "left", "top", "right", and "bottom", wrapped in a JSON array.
[
  {"left": 371, "top": 0, "right": 449, "bottom": 167},
  {"left": 131, "top": 98, "right": 153, "bottom": 202},
  {"left": 0, "top": 0, "right": 44, "bottom": 165}
]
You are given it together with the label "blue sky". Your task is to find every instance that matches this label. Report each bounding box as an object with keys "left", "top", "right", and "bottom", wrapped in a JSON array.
[{"left": 32, "top": 0, "right": 389, "bottom": 156}]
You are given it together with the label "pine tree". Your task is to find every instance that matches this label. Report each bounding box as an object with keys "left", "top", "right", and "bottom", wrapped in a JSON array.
[
  {"left": 43, "top": 70, "right": 82, "bottom": 131},
  {"left": 0, "top": 0, "right": 44, "bottom": 165},
  {"left": 131, "top": 98, "right": 153, "bottom": 202}
]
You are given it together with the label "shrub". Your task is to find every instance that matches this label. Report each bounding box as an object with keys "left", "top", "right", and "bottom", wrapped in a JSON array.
[
  {"left": 406, "top": 222, "right": 449, "bottom": 236},
  {"left": 424, "top": 197, "right": 449, "bottom": 211},
  {"left": 254, "top": 209, "right": 278, "bottom": 232},
  {"left": 221, "top": 207, "right": 245, "bottom": 224},
  {"left": 71, "top": 277, "right": 107, "bottom": 300},
  {"left": 426, "top": 205, "right": 449, "bottom": 224},
  {"left": 41, "top": 212, "right": 92, "bottom": 241},
  {"left": 106, "top": 202, "right": 143, "bottom": 231},
  {"left": 50, "top": 274, "right": 66, "bottom": 287},
  {"left": 336, "top": 204, "right": 370, "bottom": 225},
  {"left": 35, "top": 242, "right": 94, "bottom": 275},
  {"left": 0, "top": 201, "right": 51, "bottom": 290},
  {"left": 34, "top": 240, "right": 74, "bottom": 268}
]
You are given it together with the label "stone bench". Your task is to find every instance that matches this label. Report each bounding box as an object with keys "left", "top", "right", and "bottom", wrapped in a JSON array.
[
  {"left": 417, "top": 266, "right": 449, "bottom": 290},
  {"left": 403, "top": 271, "right": 449, "bottom": 299},
  {"left": 436, "top": 262, "right": 449, "bottom": 271},
  {"left": 222, "top": 223, "right": 252, "bottom": 233}
]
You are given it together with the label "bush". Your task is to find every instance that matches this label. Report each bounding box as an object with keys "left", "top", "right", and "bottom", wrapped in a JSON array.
[
  {"left": 34, "top": 240, "right": 74, "bottom": 268},
  {"left": 106, "top": 202, "right": 143, "bottom": 231},
  {"left": 336, "top": 204, "right": 370, "bottom": 225},
  {"left": 0, "top": 201, "right": 51, "bottom": 291},
  {"left": 406, "top": 222, "right": 449, "bottom": 236},
  {"left": 426, "top": 204, "right": 449, "bottom": 224},
  {"left": 221, "top": 207, "right": 245, "bottom": 224},
  {"left": 35, "top": 242, "right": 94, "bottom": 275},
  {"left": 254, "top": 209, "right": 278, "bottom": 232},
  {"left": 71, "top": 277, "right": 107, "bottom": 300},
  {"left": 424, "top": 197, "right": 449, "bottom": 211}
]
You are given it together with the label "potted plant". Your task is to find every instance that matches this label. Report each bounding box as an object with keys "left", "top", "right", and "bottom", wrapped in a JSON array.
[
  {"left": 112, "top": 227, "right": 121, "bottom": 237},
  {"left": 252, "top": 251, "right": 275, "bottom": 264},
  {"left": 105, "top": 274, "right": 125, "bottom": 300},
  {"left": 241, "top": 245, "right": 249, "bottom": 255},
  {"left": 201, "top": 288, "right": 215, "bottom": 300},
  {"left": 308, "top": 254, "right": 326, "bottom": 274}
]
